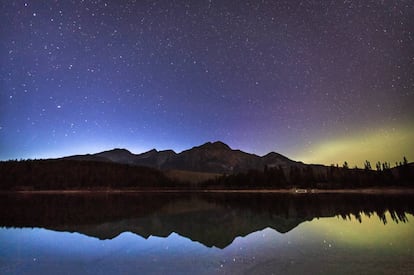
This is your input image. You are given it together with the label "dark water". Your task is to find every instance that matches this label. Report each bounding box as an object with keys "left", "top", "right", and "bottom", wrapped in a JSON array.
[{"left": 0, "top": 192, "right": 413, "bottom": 274}]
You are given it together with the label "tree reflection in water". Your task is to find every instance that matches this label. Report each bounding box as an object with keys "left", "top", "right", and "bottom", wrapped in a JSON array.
[{"left": 1, "top": 192, "right": 413, "bottom": 248}]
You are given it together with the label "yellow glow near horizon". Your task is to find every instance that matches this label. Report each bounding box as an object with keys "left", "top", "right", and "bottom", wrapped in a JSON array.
[{"left": 293, "top": 126, "right": 414, "bottom": 167}]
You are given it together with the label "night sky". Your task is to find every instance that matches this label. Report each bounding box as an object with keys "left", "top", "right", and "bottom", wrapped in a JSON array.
[{"left": 1, "top": 0, "right": 413, "bottom": 166}]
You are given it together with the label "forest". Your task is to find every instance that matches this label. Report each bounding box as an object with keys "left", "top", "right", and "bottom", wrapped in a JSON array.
[
  {"left": 0, "top": 158, "right": 413, "bottom": 191},
  {"left": 201, "top": 159, "right": 414, "bottom": 189},
  {"left": 0, "top": 159, "right": 176, "bottom": 190}
]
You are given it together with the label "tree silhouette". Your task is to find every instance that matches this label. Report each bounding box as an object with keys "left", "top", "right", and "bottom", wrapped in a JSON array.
[
  {"left": 403, "top": 156, "right": 408, "bottom": 166},
  {"left": 343, "top": 161, "right": 349, "bottom": 169},
  {"left": 364, "top": 160, "right": 372, "bottom": 170},
  {"left": 375, "top": 161, "right": 382, "bottom": 171}
]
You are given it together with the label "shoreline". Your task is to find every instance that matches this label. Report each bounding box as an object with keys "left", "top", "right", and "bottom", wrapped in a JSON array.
[{"left": 1, "top": 187, "right": 414, "bottom": 195}]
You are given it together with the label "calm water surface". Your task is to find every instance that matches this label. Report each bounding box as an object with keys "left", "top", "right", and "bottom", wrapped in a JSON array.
[{"left": 0, "top": 192, "right": 413, "bottom": 274}]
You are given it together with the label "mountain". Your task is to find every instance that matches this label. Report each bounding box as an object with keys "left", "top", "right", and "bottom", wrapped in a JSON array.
[
  {"left": 63, "top": 141, "right": 301, "bottom": 174},
  {"left": 3, "top": 141, "right": 412, "bottom": 190},
  {"left": 162, "top": 141, "right": 259, "bottom": 173},
  {"left": 133, "top": 149, "right": 177, "bottom": 169},
  {"left": 95, "top": 148, "right": 136, "bottom": 164}
]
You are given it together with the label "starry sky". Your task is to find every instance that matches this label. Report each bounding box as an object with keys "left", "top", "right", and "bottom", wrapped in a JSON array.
[{"left": 1, "top": 0, "right": 413, "bottom": 166}]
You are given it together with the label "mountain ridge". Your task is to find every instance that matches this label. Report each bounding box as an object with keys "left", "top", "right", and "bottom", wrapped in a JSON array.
[{"left": 62, "top": 141, "right": 301, "bottom": 173}]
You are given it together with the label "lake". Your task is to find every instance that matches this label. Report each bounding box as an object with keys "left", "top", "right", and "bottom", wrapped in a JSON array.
[{"left": 0, "top": 192, "right": 413, "bottom": 274}]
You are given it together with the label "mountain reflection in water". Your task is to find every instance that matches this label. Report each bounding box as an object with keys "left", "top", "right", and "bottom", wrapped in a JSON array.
[{"left": 1, "top": 192, "right": 414, "bottom": 274}]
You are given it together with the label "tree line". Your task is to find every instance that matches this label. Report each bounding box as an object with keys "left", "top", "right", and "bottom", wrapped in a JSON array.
[
  {"left": 201, "top": 157, "right": 414, "bottom": 189},
  {"left": 0, "top": 157, "right": 412, "bottom": 190},
  {"left": 0, "top": 159, "right": 179, "bottom": 190}
]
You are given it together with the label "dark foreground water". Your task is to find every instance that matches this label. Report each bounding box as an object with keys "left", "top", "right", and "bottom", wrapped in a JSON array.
[{"left": 0, "top": 192, "right": 413, "bottom": 274}]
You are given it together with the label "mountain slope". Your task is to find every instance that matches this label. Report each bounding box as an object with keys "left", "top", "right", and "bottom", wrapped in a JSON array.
[
  {"left": 95, "top": 148, "right": 136, "bottom": 164},
  {"left": 133, "top": 149, "right": 177, "bottom": 169},
  {"left": 62, "top": 141, "right": 302, "bottom": 174},
  {"left": 162, "top": 141, "right": 260, "bottom": 173}
]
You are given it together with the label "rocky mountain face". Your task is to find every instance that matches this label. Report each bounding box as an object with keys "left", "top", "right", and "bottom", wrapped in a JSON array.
[
  {"left": 95, "top": 149, "right": 137, "bottom": 164},
  {"left": 63, "top": 141, "right": 302, "bottom": 174}
]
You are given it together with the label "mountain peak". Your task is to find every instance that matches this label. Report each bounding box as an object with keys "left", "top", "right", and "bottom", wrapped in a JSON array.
[
  {"left": 264, "top": 151, "right": 294, "bottom": 160},
  {"left": 199, "top": 141, "right": 231, "bottom": 151},
  {"left": 98, "top": 148, "right": 133, "bottom": 155},
  {"left": 159, "top": 149, "right": 177, "bottom": 155}
]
